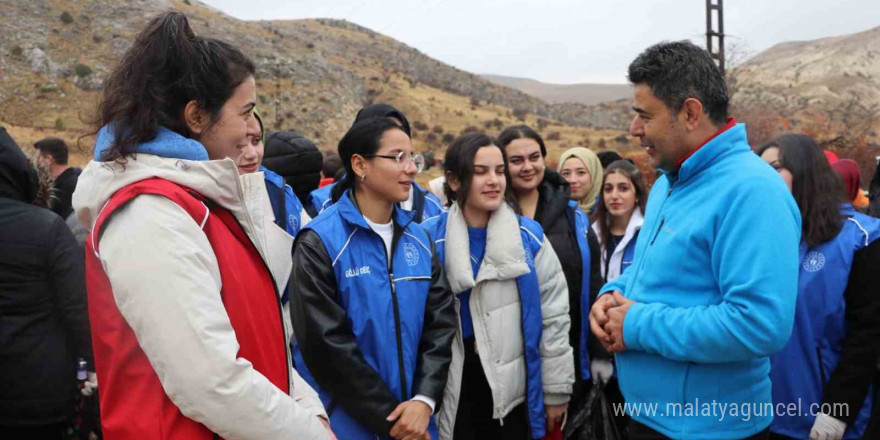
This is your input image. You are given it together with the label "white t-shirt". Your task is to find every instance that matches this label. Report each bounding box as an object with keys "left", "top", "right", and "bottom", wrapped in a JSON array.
[
  {"left": 400, "top": 186, "right": 415, "bottom": 211},
  {"left": 365, "top": 217, "right": 394, "bottom": 260}
]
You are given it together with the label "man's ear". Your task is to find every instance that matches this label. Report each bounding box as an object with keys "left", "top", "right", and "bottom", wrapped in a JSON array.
[
  {"left": 681, "top": 98, "right": 704, "bottom": 132},
  {"left": 184, "top": 100, "right": 209, "bottom": 136}
]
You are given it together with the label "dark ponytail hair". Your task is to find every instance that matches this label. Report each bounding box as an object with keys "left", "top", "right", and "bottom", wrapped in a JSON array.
[
  {"left": 756, "top": 134, "right": 845, "bottom": 247},
  {"left": 443, "top": 132, "right": 518, "bottom": 211},
  {"left": 331, "top": 117, "right": 405, "bottom": 203},
  {"left": 496, "top": 124, "right": 547, "bottom": 157},
  {"left": 94, "top": 12, "right": 255, "bottom": 162}
]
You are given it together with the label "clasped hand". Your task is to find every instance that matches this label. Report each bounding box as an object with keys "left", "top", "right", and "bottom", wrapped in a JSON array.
[{"left": 589, "top": 292, "right": 634, "bottom": 353}]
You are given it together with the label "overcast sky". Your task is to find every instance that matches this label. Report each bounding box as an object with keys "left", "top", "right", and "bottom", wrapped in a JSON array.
[{"left": 200, "top": 0, "right": 878, "bottom": 84}]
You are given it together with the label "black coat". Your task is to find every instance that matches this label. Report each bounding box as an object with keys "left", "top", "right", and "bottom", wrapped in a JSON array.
[
  {"left": 50, "top": 166, "right": 81, "bottom": 219},
  {"left": 261, "top": 131, "right": 322, "bottom": 207},
  {"left": 533, "top": 169, "right": 603, "bottom": 376},
  {"left": 0, "top": 126, "right": 92, "bottom": 426}
]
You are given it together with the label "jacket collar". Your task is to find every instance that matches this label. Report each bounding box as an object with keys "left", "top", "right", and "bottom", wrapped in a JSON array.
[
  {"left": 260, "top": 165, "right": 285, "bottom": 189},
  {"left": 336, "top": 189, "right": 415, "bottom": 231},
  {"left": 444, "top": 201, "right": 530, "bottom": 294},
  {"left": 93, "top": 124, "right": 209, "bottom": 162},
  {"left": 664, "top": 122, "right": 749, "bottom": 184}
]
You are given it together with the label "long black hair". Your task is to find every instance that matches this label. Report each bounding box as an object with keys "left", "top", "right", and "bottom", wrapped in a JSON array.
[
  {"left": 757, "top": 134, "right": 846, "bottom": 247},
  {"left": 94, "top": 12, "right": 255, "bottom": 162},
  {"left": 591, "top": 160, "right": 648, "bottom": 249},
  {"left": 330, "top": 117, "right": 406, "bottom": 203},
  {"left": 443, "top": 132, "right": 519, "bottom": 212}
]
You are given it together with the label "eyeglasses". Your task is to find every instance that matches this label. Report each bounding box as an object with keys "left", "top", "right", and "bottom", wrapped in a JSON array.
[{"left": 363, "top": 151, "right": 425, "bottom": 173}]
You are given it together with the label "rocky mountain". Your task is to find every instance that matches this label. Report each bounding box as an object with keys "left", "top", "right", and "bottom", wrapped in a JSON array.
[
  {"left": 481, "top": 74, "right": 631, "bottom": 106},
  {"left": 730, "top": 26, "right": 880, "bottom": 119},
  {"left": 0, "top": 0, "right": 638, "bottom": 170}
]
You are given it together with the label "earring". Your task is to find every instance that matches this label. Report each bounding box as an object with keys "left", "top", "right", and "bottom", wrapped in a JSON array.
[{"left": 360, "top": 174, "right": 366, "bottom": 182}]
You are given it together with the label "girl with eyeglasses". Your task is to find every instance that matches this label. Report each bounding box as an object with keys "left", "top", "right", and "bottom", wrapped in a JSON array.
[
  {"left": 290, "top": 117, "right": 456, "bottom": 440},
  {"left": 307, "top": 104, "right": 445, "bottom": 222}
]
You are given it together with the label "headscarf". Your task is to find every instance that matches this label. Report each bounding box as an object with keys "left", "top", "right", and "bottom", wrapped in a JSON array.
[
  {"left": 831, "top": 158, "right": 863, "bottom": 205},
  {"left": 557, "top": 147, "right": 603, "bottom": 214}
]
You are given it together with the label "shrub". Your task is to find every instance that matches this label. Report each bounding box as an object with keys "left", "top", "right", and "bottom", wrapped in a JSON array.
[
  {"left": 306, "top": 42, "right": 315, "bottom": 49},
  {"left": 74, "top": 64, "right": 93, "bottom": 77},
  {"left": 60, "top": 12, "right": 74, "bottom": 24},
  {"left": 431, "top": 125, "right": 444, "bottom": 134},
  {"left": 426, "top": 133, "right": 438, "bottom": 143},
  {"left": 442, "top": 133, "right": 455, "bottom": 144},
  {"left": 512, "top": 108, "right": 528, "bottom": 121},
  {"left": 11, "top": 45, "right": 23, "bottom": 57},
  {"left": 462, "top": 126, "right": 479, "bottom": 134},
  {"left": 470, "top": 97, "right": 480, "bottom": 107},
  {"left": 546, "top": 131, "right": 561, "bottom": 141},
  {"left": 54, "top": 118, "right": 64, "bottom": 130},
  {"left": 412, "top": 120, "right": 429, "bottom": 131}
]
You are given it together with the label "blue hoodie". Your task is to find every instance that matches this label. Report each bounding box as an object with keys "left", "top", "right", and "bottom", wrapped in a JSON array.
[{"left": 599, "top": 123, "right": 801, "bottom": 439}]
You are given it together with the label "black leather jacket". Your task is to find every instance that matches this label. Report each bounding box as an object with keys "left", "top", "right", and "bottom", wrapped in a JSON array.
[{"left": 289, "top": 222, "right": 455, "bottom": 436}]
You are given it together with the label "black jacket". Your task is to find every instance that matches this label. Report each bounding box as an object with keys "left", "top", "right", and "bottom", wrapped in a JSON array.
[
  {"left": 0, "top": 126, "right": 92, "bottom": 426},
  {"left": 261, "top": 131, "right": 322, "bottom": 206},
  {"left": 289, "top": 223, "right": 455, "bottom": 436},
  {"left": 533, "top": 169, "right": 603, "bottom": 375},
  {"left": 824, "top": 238, "right": 880, "bottom": 425},
  {"left": 50, "top": 166, "right": 81, "bottom": 219}
]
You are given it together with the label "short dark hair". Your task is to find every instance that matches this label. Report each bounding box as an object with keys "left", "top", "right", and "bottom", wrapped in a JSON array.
[
  {"left": 34, "top": 137, "right": 69, "bottom": 165},
  {"left": 597, "top": 151, "right": 623, "bottom": 169},
  {"left": 322, "top": 152, "right": 343, "bottom": 179},
  {"left": 496, "top": 125, "right": 546, "bottom": 157},
  {"left": 628, "top": 41, "right": 729, "bottom": 126},
  {"left": 756, "top": 134, "right": 845, "bottom": 247}
]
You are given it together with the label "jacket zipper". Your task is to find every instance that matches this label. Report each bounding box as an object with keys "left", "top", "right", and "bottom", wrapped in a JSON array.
[{"left": 382, "top": 229, "right": 410, "bottom": 401}]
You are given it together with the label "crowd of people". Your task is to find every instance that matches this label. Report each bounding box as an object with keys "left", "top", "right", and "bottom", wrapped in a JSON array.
[{"left": 2, "top": 10, "right": 880, "bottom": 440}]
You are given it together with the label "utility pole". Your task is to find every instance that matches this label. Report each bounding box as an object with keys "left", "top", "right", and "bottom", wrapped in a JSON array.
[{"left": 706, "top": 0, "right": 725, "bottom": 75}]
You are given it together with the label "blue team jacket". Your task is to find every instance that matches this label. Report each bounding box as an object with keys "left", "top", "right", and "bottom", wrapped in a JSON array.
[
  {"left": 770, "top": 205, "right": 880, "bottom": 439},
  {"left": 293, "top": 191, "right": 438, "bottom": 440}
]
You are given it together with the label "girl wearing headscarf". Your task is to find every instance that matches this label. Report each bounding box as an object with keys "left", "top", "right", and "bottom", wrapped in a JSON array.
[{"left": 557, "top": 147, "right": 603, "bottom": 215}]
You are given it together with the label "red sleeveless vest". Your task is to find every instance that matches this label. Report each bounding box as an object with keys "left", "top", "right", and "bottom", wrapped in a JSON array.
[{"left": 85, "top": 178, "right": 288, "bottom": 439}]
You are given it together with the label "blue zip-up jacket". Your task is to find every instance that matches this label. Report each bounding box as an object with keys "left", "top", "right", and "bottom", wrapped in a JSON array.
[
  {"left": 771, "top": 205, "right": 880, "bottom": 439},
  {"left": 307, "top": 181, "right": 445, "bottom": 223},
  {"left": 422, "top": 211, "right": 550, "bottom": 439},
  {"left": 290, "top": 191, "right": 455, "bottom": 440},
  {"left": 569, "top": 200, "right": 593, "bottom": 381},
  {"left": 599, "top": 123, "right": 801, "bottom": 439},
  {"left": 261, "top": 166, "right": 306, "bottom": 308},
  {"left": 306, "top": 182, "right": 335, "bottom": 218}
]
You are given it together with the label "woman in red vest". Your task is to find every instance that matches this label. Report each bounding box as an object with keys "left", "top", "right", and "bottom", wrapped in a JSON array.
[{"left": 71, "top": 12, "right": 334, "bottom": 440}]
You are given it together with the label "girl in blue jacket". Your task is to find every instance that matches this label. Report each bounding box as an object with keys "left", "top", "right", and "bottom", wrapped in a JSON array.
[
  {"left": 758, "top": 134, "right": 880, "bottom": 440},
  {"left": 290, "top": 117, "right": 456, "bottom": 440}
]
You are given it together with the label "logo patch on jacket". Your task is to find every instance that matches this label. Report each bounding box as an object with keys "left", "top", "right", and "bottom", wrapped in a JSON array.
[
  {"left": 403, "top": 243, "right": 420, "bottom": 266},
  {"left": 288, "top": 214, "right": 299, "bottom": 233},
  {"left": 345, "top": 266, "right": 372, "bottom": 278},
  {"left": 802, "top": 251, "right": 825, "bottom": 272}
]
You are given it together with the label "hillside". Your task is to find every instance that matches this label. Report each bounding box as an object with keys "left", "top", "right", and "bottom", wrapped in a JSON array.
[
  {"left": 731, "top": 26, "right": 880, "bottom": 115},
  {"left": 0, "top": 0, "right": 637, "bottom": 181},
  {"left": 481, "top": 74, "right": 631, "bottom": 105}
]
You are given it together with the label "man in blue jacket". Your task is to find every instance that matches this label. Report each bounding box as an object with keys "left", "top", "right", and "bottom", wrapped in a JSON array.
[{"left": 590, "top": 41, "right": 801, "bottom": 440}]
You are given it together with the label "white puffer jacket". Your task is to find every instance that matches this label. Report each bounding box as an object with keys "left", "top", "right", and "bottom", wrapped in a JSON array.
[{"left": 433, "top": 202, "right": 574, "bottom": 439}]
